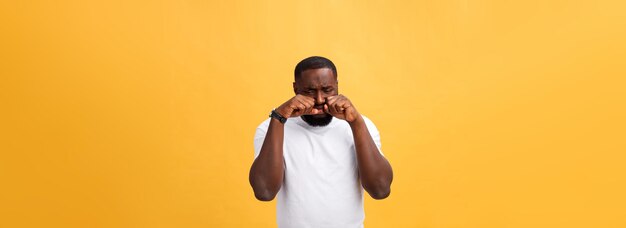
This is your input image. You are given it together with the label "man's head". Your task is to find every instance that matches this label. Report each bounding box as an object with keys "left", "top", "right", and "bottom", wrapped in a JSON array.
[{"left": 293, "top": 56, "right": 338, "bottom": 127}]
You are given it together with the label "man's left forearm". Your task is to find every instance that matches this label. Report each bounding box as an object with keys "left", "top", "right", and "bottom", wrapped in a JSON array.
[{"left": 349, "top": 115, "right": 393, "bottom": 199}]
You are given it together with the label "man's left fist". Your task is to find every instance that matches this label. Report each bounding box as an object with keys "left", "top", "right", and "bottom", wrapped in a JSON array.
[{"left": 324, "top": 95, "right": 361, "bottom": 123}]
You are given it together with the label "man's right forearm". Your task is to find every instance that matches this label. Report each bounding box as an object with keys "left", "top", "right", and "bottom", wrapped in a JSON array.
[{"left": 249, "top": 118, "right": 285, "bottom": 201}]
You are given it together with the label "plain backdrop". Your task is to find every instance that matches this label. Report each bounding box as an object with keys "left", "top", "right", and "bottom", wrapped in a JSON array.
[{"left": 1, "top": 0, "right": 625, "bottom": 227}]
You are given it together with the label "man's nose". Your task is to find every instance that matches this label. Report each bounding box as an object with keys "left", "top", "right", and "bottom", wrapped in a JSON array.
[{"left": 315, "top": 91, "right": 325, "bottom": 104}]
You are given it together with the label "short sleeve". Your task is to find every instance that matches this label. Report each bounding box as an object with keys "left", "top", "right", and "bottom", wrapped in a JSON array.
[
  {"left": 362, "top": 116, "right": 384, "bottom": 156},
  {"left": 253, "top": 119, "right": 271, "bottom": 159}
]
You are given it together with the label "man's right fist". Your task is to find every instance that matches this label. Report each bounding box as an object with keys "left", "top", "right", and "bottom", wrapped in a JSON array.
[{"left": 275, "top": 95, "right": 323, "bottom": 118}]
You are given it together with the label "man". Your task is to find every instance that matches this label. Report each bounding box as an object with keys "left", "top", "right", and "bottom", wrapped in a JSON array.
[{"left": 249, "top": 56, "right": 393, "bottom": 228}]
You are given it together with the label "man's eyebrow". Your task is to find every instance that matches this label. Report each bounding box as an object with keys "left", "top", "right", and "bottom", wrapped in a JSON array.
[{"left": 304, "top": 85, "right": 333, "bottom": 90}]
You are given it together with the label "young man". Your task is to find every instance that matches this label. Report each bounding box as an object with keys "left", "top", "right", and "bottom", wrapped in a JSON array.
[{"left": 249, "top": 56, "right": 393, "bottom": 228}]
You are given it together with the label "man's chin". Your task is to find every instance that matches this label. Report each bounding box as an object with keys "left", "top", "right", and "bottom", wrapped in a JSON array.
[{"left": 301, "top": 113, "right": 333, "bottom": 127}]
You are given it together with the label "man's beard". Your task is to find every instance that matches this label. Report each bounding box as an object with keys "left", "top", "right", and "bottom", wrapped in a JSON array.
[{"left": 301, "top": 114, "right": 333, "bottom": 127}]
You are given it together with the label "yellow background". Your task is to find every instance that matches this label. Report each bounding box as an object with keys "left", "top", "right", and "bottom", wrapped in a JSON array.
[{"left": 1, "top": 0, "right": 625, "bottom": 227}]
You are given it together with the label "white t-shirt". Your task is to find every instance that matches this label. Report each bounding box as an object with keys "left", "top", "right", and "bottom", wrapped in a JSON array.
[{"left": 254, "top": 116, "right": 382, "bottom": 228}]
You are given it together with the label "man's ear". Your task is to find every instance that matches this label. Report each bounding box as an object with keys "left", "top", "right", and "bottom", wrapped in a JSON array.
[{"left": 292, "top": 82, "right": 297, "bottom": 94}]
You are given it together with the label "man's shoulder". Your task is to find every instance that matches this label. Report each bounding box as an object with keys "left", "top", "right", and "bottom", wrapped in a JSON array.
[
  {"left": 255, "top": 118, "right": 271, "bottom": 132},
  {"left": 361, "top": 115, "right": 375, "bottom": 123},
  {"left": 361, "top": 115, "right": 378, "bottom": 126},
  {"left": 257, "top": 118, "right": 271, "bottom": 127},
  {"left": 255, "top": 117, "right": 302, "bottom": 132}
]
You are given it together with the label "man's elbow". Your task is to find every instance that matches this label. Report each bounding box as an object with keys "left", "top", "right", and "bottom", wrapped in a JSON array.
[
  {"left": 254, "top": 194, "right": 276, "bottom": 201},
  {"left": 368, "top": 188, "right": 391, "bottom": 200},
  {"left": 253, "top": 189, "right": 278, "bottom": 201},
  {"left": 363, "top": 177, "right": 392, "bottom": 199}
]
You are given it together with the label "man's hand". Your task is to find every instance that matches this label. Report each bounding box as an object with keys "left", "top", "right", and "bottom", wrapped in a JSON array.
[
  {"left": 276, "top": 95, "right": 323, "bottom": 118},
  {"left": 324, "top": 95, "right": 360, "bottom": 123}
]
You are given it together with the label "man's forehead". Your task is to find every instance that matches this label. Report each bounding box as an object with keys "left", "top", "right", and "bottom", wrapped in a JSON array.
[
  {"left": 296, "top": 68, "right": 337, "bottom": 85},
  {"left": 297, "top": 80, "right": 336, "bottom": 89}
]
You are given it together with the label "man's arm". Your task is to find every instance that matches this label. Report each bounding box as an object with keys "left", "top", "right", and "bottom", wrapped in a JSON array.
[
  {"left": 249, "top": 118, "right": 286, "bottom": 201},
  {"left": 325, "top": 95, "right": 393, "bottom": 199},
  {"left": 350, "top": 115, "right": 393, "bottom": 199},
  {"left": 249, "top": 95, "right": 320, "bottom": 201}
]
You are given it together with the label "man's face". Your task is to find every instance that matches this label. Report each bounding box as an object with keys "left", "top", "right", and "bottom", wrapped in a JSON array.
[{"left": 293, "top": 68, "right": 338, "bottom": 126}]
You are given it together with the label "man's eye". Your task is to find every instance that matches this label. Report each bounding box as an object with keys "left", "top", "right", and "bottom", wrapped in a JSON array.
[{"left": 324, "top": 89, "right": 333, "bottom": 93}]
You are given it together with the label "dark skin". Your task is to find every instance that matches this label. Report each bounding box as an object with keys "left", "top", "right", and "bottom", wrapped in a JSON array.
[{"left": 249, "top": 68, "right": 393, "bottom": 201}]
